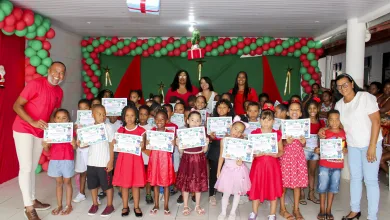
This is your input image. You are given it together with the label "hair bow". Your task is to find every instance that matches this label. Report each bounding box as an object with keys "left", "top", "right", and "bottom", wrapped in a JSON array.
[
  {"left": 313, "top": 97, "right": 321, "bottom": 103},
  {"left": 282, "top": 101, "right": 289, "bottom": 105},
  {"left": 291, "top": 99, "right": 301, "bottom": 104},
  {"left": 232, "top": 115, "right": 249, "bottom": 129},
  {"left": 262, "top": 104, "right": 275, "bottom": 112},
  {"left": 190, "top": 108, "right": 199, "bottom": 113}
]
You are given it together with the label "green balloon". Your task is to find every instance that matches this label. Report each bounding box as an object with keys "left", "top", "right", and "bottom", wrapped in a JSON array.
[
  {"left": 86, "top": 45, "right": 94, "bottom": 52},
  {"left": 84, "top": 75, "right": 90, "bottom": 82},
  {"left": 81, "top": 71, "right": 87, "bottom": 76},
  {"left": 294, "top": 50, "right": 301, "bottom": 57},
  {"left": 263, "top": 37, "right": 271, "bottom": 43},
  {"left": 155, "top": 37, "right": 162, "bottom": 43},
  {"left": 148, "top": 38, "right": 156, "bottom": 46},
  {"left": 36, "top": 65, "right": 48, "bottom": 75},
  {"left": 36, "top": 26, "right": 47, "bottom": 37},
  {"left": 0, "top": 10, "right": 4, "bottom": 22},
  {"left": 311, "top": 60, "right": 318, "bottom": 67},
  {"left": 300, "top": 67, "right": 307, "bottom": 74},
  {"left": 30, "top": 56, "right": 42, "bottom": 67},
  {"left": 28, "top": 41, "right": 33, "bottom": 47},
  {"left": 130, "top": 50, "right": 136, "bottom": 56},
  {"left": 303, "top": 73, "right": 312, "bottom": 81},
  {"left": 92, "top": 40, "right": 100, "bottom": 47},
  {"left": 124, "top": 39, "right": 131, "bottom": 46},
  {"left": 135, "top": 47, "right": 143, "bottom": 55},
  {"left": 87, "top": 81, "right": 94, "bottom": 88},
  {"left": 256, "top": 38, "right": 264, "bottom": 46},
  {"left": 15, "top": 28, "right": 28, "bottom": 37},
  {"left": 315, "top": 67, "right": 320, "bottom": 72},
  {"left": 217, "top": 45, "right": 225, "bottom": 53},
  {"left": 237, "top": 37, "right": 244, "bottom": 42},
  {"left": 99, "top": 37, "right": 106, "bottom": 44},
  {"left": 27, "top": 24, "right": 37, "bottom": 33},
  {"left": 301, "top": 46, "right": 309, "bottom": 54},
  {"left": 25, "top": 48, "right": 36, "bottom": 57},
  {"left": 199, "top": 40, "right": 206, "bottom": 48},
  {"left": 263, "top": 51, "right": 268, "bottom": 56},
  {"left": 180, "top": 52, "right": 187, "bottom": 58},
  {"left": 180, "top": 37, "right": 187, "bottom": 45},
  {"left": 83, "top": 52, "right": 90, "bottom": 59},
  {"left": 173, "top": 40, "right": 181, "bottom": 48},
  {"left": 0, "top": 0, "right": 13, "bottom": 16},
  {"left": 213, "top": 36, "right": 218, "bottom": 41},
  {"left": 81, "top": 47, "right": 87, "bottom": 53},
  {"left": 307, "top": 53, "right": 315, "bottom": 61},
  {"left": 250, "top": 43, "right": 257, "bottom": 50},
  {"left": 275, "top": 45, "right": 283, "bottom": 53},
  {"left": 166, "top": 44, "right": 174, "bottom": 51},
  {"left": 86, "top": 58, "right": 93, "bottom": 65},
  {"left": 315, "top": 41, "right": 322, "bottom": 49},
  {"left": 237, "top": 49, "right": 243, "bottom": 56},
  {"left": 90, "top": 64, "right": 98, "bottom": 71},
  {"left": 117, "top": 42, "right": 124, "bottom": 49},
  {"left": 243, "top": 46, "right": 250, "bottom": 54},
  {"left": 25, "top": 32, "right": 36, "bottom": 39},
  {"left": 94, "top": 70, "right": 102, "bottom": 77},
  {"left": 224, "top": 41, "right": 232, "bottom": 49},
  {"left": 160, "top": 48, "right": 168, "bottom": 55},
  {"left": 205, "top": 37, "right": 213, "bottom": 44},
  {"left": 105, "top": 49, "right": 112, "bottom": 55},
  {"left": 307, "top": 40, "right": 315, "bottom": 48},
  {"left": 31, "top": 40, "right": 43, "bottom": 51},
  {"left": 309, "top": 79, "right": 316, "bottom": 85},
  {"left": 288, "top": 38, "right": 295, "bottom": 46},
  {"left": 91, "top": 87, "right": 98, "bottom": 95},
  {"left": 37, "top": 49, "right": 48, "bottom": 59},
  {"left": 83, "top": 36, "right": 89, "bottom": 40},
  {"left": 231, "top": 38, "right": 238, "bottom": 46},
  {"left": 35, "top": 164, "right": 42, "bottom": 174},
  {"left": 268, "top": 48, "right": 275, "bottom": 55},
  {"left": 141, "top": 43, "right": 148, "bottom": 50},
  {"left": 82, "top": 94, "right": 87, "bottom": 99},
  {"left": 282, "top": 41, "right": 290, "bottom": 49},
  {"left": 287, "top": 52, "right": 293, "bottom": 57},
  {"left": 42, "top": 19, "right": 51, "bottom": 30},
  {"left": 205, "top": 52, "right": 211, "bottom": 56},
  {"left": 211, "top": 49, "right": 218, "bottom": 56},
  {"left": 155, "top": 51, "right": 162, "bottom": 58},
  {"left": 111, "top": 45, "right": 118, "bottom": 53},
  {"left": 131, "top": 37, "right": 138, "bottom": 42}
]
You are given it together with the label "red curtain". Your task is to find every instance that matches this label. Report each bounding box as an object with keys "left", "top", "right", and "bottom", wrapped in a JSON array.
[
  {"left": 262, "top": 56, "right": 282, "bottom": 102},
  {"left": 0, "top": 33, "right": 26, "bottom": 184}
]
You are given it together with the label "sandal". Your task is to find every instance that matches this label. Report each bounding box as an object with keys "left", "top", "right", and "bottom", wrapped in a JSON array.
[
  {"left": 182, "top": 206, "right": 192, "bottom": 216},
  {"left": 122, "top": 208, "right": 130, "bottom": 217},
  {"left": 134, "top": 208, "right": 143, "bottom": 218},
  {"left": 60, "top": 205, "right": 72, "bottom": 215},
  {"left": 308, "top": 188, "right": 320, "bottom": 204},
  {"left": 327, "top": 213, "right": 334, "bottom": 220},
  {"left": 51, "top": 206, "right": 62, "bottom": 215},
  {"left": 317, "top": 213, "right": 326, "bottom": 220},
  {"left": 279, "top": 209, "right": 294, "bottom": 220},
  {"left": 299, "top": 190, "right": 307, "bottom": 205},
  {"left": 209, "top": 196, "right": 217, "bottom": 206},
  {"left": 149, "top": 207, "right": 158, "bottom": 215},
  {"left": 293, "top": 209, "right": 305, "bottom": 220},
  {"left": 164, "top": 209, "right": 171, "bottom": 216},
  {"left": 195, "top": 205, "right": 205, "bottom": 215}
]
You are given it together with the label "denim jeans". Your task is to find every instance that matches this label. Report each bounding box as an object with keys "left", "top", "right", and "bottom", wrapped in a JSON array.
[
  {"left": 348, "top": 142, "right": 382, "bottom": 220},
  {"left": 317, "top": 166, "right": 341, "bottom": 193}
]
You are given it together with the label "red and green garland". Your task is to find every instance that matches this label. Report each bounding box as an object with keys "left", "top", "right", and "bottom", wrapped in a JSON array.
[
  {"left": 81, "top": 36, "right": 323, "bottom": 99},
  {"left": 0, "top": 0, "right": 56, "bottom": 82}
]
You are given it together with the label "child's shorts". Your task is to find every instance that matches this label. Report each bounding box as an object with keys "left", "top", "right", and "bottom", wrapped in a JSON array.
[
  {"left": 304, "top": 149, "right": 319, "bottom": 161},
  {"left": 86, "top": 166, "right": 113, "bottom": 191},
  {"left": 317, "top": 166, "right": 341, "bottom": 193},
  {"left": 48, "top": 160, "right": 75, "bottom": 178},
  {"left": 75, "top": 148, "right": 88, "bottom": 173}
]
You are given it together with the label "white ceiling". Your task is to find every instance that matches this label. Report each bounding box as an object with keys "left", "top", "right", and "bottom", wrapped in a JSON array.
[{"left": 11, "top": 0, "right": 390, "bottom": 38}]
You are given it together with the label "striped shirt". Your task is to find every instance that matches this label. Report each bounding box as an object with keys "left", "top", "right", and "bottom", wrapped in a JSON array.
[{"left": 87, "top": 123, "right": 115, "bottom": 167}]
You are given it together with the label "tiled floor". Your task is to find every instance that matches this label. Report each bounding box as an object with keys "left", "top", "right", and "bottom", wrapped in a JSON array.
[{"left": 1, "top": 173, "right": 390, "bottom": 220}]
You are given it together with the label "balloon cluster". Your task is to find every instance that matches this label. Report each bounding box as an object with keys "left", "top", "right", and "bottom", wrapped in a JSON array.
[
  {"left": 80, "top": 36, "right": 323, "bottom": 98},
  {"left": 36, "top": 150, "right": 50, "bottom": 174},
  {"left": 0, "top": 0, "right": 56, "bottom": 82}
]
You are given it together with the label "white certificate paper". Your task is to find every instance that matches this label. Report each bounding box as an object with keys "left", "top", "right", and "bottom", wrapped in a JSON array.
[
  {"left": 200, "top": 110, "right": 207, "bottom": 126},
  {"left": 76, "top": 110, "right": 95, "bottom": 127},
  {"left": 177, "top": 127, "right": 207, "bottom": 149},
  {"left": 77, "top": 123, "right": 108, "bottom": 147},
  {"left": 207, "top": 117, "right": 232, "bottom": 138},
  {"left": 102, "top": 98, "right": 127, "bottom": 116},
  {"left": 320, "top": 139, "right": 344, "bottom": 160},
  {"left": 146, "top": 130, "right": 175, "bottom": 152},
  {"left": 114, "top": 133, "right": 142, "bottom": 155},
  {"left": 281, "top": 119, "right": 310, "bottom": 139},
  {"left": 273, "top": 118, "right": 282, "bottom": 130},
  {"left": 248, "top": 133, "right": 278, "bottom": 154},
  {"left": 147, "top": 117, "right": 156, "bottom": 127},
  {"left": 171, "top": 113, "right": 185, "bottom": 128},
  {"left": 306, "top": 134, "right": 319, "bottom": 150},
  {"left": 222, "top": 137, "right": 253, "bottom": 162},
  {"left": 44, "top": 123, "right": 73, "bottom": 143}
]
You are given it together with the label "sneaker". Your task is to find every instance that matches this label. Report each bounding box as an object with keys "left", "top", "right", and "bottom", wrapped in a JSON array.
[
  {"left": 100, "top": 205, "right": 115, "bottom": 217},
  {"left": 24, "top": 208, "right": 41, "bottom": 220},
  {"left": 32, "top": 199, "right": 51, "bottom": 211},
  {"left": 228, "top": 214, "right": 236, "bottom": 220},
  {"left": 218, "top": 213, "right": 226, "bottom": 220},
  {"left": 88, "top": 205, "right": 99, "bottom": 216},
  {"left": 146, "top": 194, "right": 154, "bottom": 204},
  {"left": 248, "top": 212, "right": 257, "bottom": 220},
  {"left": 98, "top": 191, "right": 106, "bottom": 199},
  {"left": 177, "top": 195, "right": 183, "bottom": 204},
  {"left": 73, "top": 193, "right": 86, "bottom": 203},
  {"left": 268, "top": 214, "right": 276, "bottom": 220},
  {"left": 239, "top": 195, "right": 249, "bottom": 205}
]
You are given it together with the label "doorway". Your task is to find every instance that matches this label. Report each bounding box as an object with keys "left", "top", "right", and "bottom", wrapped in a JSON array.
[{"left": 382, "top": 52, "right": 390, "bottom": 82}]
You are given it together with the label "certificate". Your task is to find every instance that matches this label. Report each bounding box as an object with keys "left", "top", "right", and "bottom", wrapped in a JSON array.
[
  {"left": 147, "top": 117, "right": 156, "bottom": 127},
  {"left": 306, "top": 134, "right": 319, "bottom": 150},
  {"left": 320, "top": 139, "right": 344, "bottom": 160},
  {"left": 146, "top": 130, "right": 175, "bottom": 152},
  {"left": 200, "top": 110, "right": 207, "bottom": 126},
  {"left": 171, "top": 113, "right": 185, "bottom": 128},
  {"left": 248, "top": 133, "right": 278, "bottom": 154},
  {"left": 222, "top": 137, "right": 253, "bottom": 162},
  {"left": 177, "top": 127, "right": 207, "bottom": 149},
  {"left": 44, "top": 123, "right": 73, "bottom": 143},
  {"left": 281, "top": 119, "right": 310, "bottom": 139},
  {"left": 77, "top": 123, "right": 108, "bottom": 147},
  {"left": 114, "top": 133, "right": 142, "bottom": 155},
  {"left": 207, "top": 117, "right": 232, "bottom": 138},
  {"left": 273, "top": 118, "right": 282, "bottom": 130},
  {"left": 102, "top": 98, "right": 127, "bottom": 116},
  {"left": 76, "top": 110, "right": 94, "bottom": 127},
  {"left": 245, "top": 122, "right": 261, "bottom": 137}
]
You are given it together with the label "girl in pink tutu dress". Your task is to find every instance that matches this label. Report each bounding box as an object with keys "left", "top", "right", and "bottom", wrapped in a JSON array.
[{"left": 215, "top": 116, "right": 251, "bottom": 220}]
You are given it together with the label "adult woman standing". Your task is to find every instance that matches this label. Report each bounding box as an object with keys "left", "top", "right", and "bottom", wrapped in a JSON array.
[
  {"left": 229, "top": 71, "right": 258, "bottom": 115},
  {"left": 369, "top": 82, "right": 383, "bottom": 99},
  {"left": 165, "top": 70, "right": 199, "bottom": 106},
  {"left": 377, "top": 80, "right": 390, "bottom": 175},
  {"left": 319, "top": 74, "right": 382, "bottom": 220},
  {"left": 198, "top": 77, "right": 218, "bottom": 114}
]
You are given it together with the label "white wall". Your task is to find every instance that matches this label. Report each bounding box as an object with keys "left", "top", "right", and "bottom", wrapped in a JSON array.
[{"left": 49, "top": 25, "right": 82, "bottom": 120}]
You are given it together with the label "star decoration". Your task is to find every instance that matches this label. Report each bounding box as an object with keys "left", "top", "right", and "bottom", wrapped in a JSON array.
[{"left": 158, "top": 81, "right": 164, "bottom": 89}]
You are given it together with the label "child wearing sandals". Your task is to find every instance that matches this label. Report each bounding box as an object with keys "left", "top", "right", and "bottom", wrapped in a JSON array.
[
  {"left": 44, "top": 109, "right": 76, "bottom": 215},
  {"left": 176, "top": 110, "right": 209, "bottom": 216},
  {"left": 215, "top": 116, "right": 251, "bottom": 220}
]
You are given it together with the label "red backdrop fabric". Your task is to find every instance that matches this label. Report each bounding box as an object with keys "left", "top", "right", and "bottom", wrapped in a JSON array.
[
  {"left": 262, "top": 56, "right": 282, "bottom": 102},
  {"left": 0, "top": 33, "right": 26, "bottom": 184}
]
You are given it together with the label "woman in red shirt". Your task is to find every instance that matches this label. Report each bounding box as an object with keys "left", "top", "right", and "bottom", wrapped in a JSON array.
[
  {"left": 165, "top": 70, "right": 199, "bottom": 106},
  {"left": 229, "top": 71, "right": 258, "bottom": 115}
]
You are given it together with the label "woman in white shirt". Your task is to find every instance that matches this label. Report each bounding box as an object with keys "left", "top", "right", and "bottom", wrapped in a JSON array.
[
  {"left": 319, "top": 74, "right": 382, "bottom": 220},
  {"left": 197, "top": 77, "right": 218, "bottom": 114}
]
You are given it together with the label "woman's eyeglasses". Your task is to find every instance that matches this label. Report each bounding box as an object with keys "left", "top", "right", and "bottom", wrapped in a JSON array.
[{"left": 336, "top": 82, "right": 349, "bottom": 90}]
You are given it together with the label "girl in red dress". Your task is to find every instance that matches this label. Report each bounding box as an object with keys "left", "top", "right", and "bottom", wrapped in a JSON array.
[
  {"left": 112, "top": 105, "right": 146, "bottom": 217},
  {"left": 248, "top": 105, "right": 284, "bottom": 220},
  {"left": 147, "top": 109, "right": 176, "bottom": 216}
]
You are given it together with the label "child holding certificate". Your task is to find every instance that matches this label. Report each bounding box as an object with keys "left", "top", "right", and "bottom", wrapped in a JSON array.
[
  {"left": 43, "top": 109, "right": 76, "bottom": 215},
  {"left": 215, "top": 117, "right": 251, "bottom": 220},
  {"left": 112, "top": 105, "right": 146, "bottom": 217},
  {"left": 314, "top": 109, "right": 347, "bottom": 220},
  {"left": 176, "top": 110, "right": 209, "bottom": 216},
  {"left": 147, "top": 109, "right": 176, "bottom": 216},
  {"left": 279, "top": 101, "right": 308, "bottom": 220},
  {"left": 248, "top": 105, "right": 284, "bottom": 220}
]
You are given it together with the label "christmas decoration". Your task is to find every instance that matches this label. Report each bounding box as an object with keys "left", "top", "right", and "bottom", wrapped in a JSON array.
[
  {"left": 196, "top": 60, "right": 206, "bottom": 81},
  {"left": 188, "top": 29, "right": 205, "bottom": 60},
  {"left": 0, "top": 65, "right": 5, "bottom": 88},
  {"left": 284, "top": 67, "right": 292, "bottom": 96},
  {"left": 127, "top": 0, "right": 160, "bottom": 15},
  {"left": 157, "top": 81, "right": 164, "bottom": 101}
]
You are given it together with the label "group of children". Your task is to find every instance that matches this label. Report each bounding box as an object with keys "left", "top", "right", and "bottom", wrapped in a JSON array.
[{"left": 43, "top": 88, "right": 346, "bottom": 220}]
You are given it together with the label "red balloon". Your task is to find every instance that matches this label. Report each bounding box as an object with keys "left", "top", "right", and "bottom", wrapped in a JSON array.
[
  {"left": 90, "top": 52, "right": 97, "bottom": 59},
  {"left": 225, "top": 37, "right": 231, "bottom": 41},
  {"left": 81, "top": 58, "right": 86, "bottom": 65},
  {"left": 230, "top": 46, "right": 238, "bottom": 54},
  {"left": 94, "top": 59, "right": 100, "bottom": 64},
  {"left": 104, "top": 40, "right": 112, "bottom": 48},
  {"left": 205, "top": 45, "right": 212, "bottom": 52},
  {"left": 294, "top": 42, "right": 302, "bottom": 49},
  {"left": 255, "top": 47, "right": 263, "bottom": 55},
  {"left": 309, "top": 48, "right": 315, "bottom": 53},
  {"left": 308, "top": 66, "right": 315, "bottom": 74},
  {"left": 315, "top": 55, "right": 319, "bottom": 60},
  {"left": 142, "top": 39, "right": 148, "bottom": 44},
  {"left": 0, "top": 21, "right": 4, "bottom": 29},
  {"left": 3, "top": 25, "right": 14, "bottom": 32},
  {"left": 251, "top": 38, "right": 257, "bottom": 43},
  {"left": 111, "top": 37, "right": 119, "bottom": 44},
  {"left": 237, "top": 42, "right": 245, "bottom": 49},
  {"left": 262, "top": 43, "right": 270, "bottom": 51},
  {"left": 167, "top": 37, "right": 175, "bottom": 43},
  {"left": 129, "top": 42, "right": 137, "bottom": 49},
  {"left": 186, "top": 41, "right": 192, "bottom": 48},
  {"left": 98, "top": 45, "right": 105, "bottom": 52},
  {"left": 308, "top": 37, "right": 314, "bottom": 41},
  {"left": 5, "top": 14, "right": 16, "bottom": 26},
  {"left": 142, "top": 50, "right": 149, "bottom": 57},
  {"left": 303, "top": 60, "right": 310, "bottom": 68},
  {"left": 90, "top": 75, "right": 98, "bottom": 83},
  {"left": 84, "top": 88, "right": 90, "bottom": 94},
  {"left": 217, "top": 38, "right": 225, "bottom": 45},
  {"left": 219, "top": 52, "right": 224, "bottom": 56},
  {"left": 161, "top": 40, "right": 168, "bottom": 47},
  {"left": 136, "top": 39, "right": 143, "bottom": 46},
  {"left": 88, "top": 38, "right": 93, "bottom": 44},
  {"left": 269, "top": 40, "right": 276, "bottom": 48},
  {"left": 316, "top": 80, "right": 321, "bottom": 85},
  {"left": 123, "top": 46, "right": 130, "bottom": 54},
  {"left": 276, "top": 39, "right": 282, "bottom": 45},
  {"left": 25, "top": 65, "right": 36, "bottom": 76},
  {"left": 12, "top": 7, "right": 23, "bottom": 21},
  {"left": 147, "top": 47, "right": 155, "bottom": 54},
  {"left": 154, "top": 43, "right": 161, "bottom": 50},
  {"left": 288, "top": 46, "right": 295, "bottom": 53},
  {"left": 83, "top": 64, "right": 90, "bottom": 71},
  {"left": 301, "top": 80, "right": 309, "bottom": 87},
  {"left": 86, "top": 70, "right": 94, "bottom": 77},
  {"left": 25, "top": 57, "right": 30, "bottom": 66},
  {"left": 179, "top": 44, "right": 187, "bottom": 52},
  {"left": 15, "top": 20, "right": 26, "bottom": 30},
  {"left": 94, "top": 81, "right": 101, "bottom": 89},
  {"left": 81, "top": 40, "right": 88, "bottom": 47},
  {"left": 82, "top": 82, "right": 87, "bottom": 88},
  {"left": 168, "top": 51, "right": 174, "bottom": 56},
  {"left": 224, "top": 49, "right": 231, "bottom": 55},
  {"left": 22, "top": 10, "right": 34, "bottom": 26},
  {"left": 42, "top": 161, "right": 49, "bottom": 171},
  {"left": 244, "top": 38, "right": 251, "bottom": 45},
  {"left": 249, "top": 50, "right": 256, "bottom": 56},
  {"left": 281, "top": 50, "right": 288, "bottom": 56},
  {"left": 35, "top": 36, "right": 46, "bottom": 41},
  {"left": 315, "top": 48, "right": 324, "bottom": 56},
  {"left": 311, "top": 73, "right": 320, "bottom": 80},
  {"left": 173, "top": 48, "right": 181, "bottom": 56},
  {"left": 93, "top": 48, "right": 99, "bottom": 53},
  {"left": 304, "top": 86, "right": 312, "bottom": 94},
  {"left": 211, "top": 41, "right": 218, "bottom": 48},
  {"left": 47, "top": 51, "right": 50, "bottom": 57},
  {"left": 86, "top": 93, "right": 94, "bottom": 100},
  {"left": 300, "top": 54, "right": 307, "bottom": 62},
  {"left": 300, "top": 38, "right": 307, "bottom": 46}
]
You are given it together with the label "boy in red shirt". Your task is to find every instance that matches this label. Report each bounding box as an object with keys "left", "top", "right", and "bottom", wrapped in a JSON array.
[{"left": 314, "top": 109, "right": 347, "bottom": 220}]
